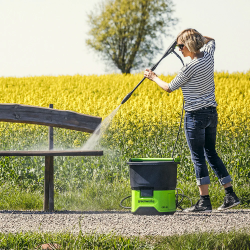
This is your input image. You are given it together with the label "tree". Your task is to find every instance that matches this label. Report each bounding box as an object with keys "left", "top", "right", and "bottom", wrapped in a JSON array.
[{"left": 86, "top": 0, "right": 178, "bottom": 73}]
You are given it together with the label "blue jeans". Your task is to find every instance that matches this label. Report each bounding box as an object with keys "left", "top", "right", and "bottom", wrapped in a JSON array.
[{"left": 184, "top": 106, "right": 232, "bottom": 186}]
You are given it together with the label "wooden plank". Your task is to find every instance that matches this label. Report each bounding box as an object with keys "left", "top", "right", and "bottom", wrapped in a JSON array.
[
  {"left": 0, "top": 150, "right": 103, "bottom": 156},
  {"left": 0, "top": 104, "right": 102, "bottom": 133}
]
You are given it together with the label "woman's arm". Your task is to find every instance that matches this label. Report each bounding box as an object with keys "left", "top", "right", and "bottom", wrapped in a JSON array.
[
  {"left": 144, "top": 69, "right": 172, "bottom": 93},
  {"left": 153, "top": 77, "right": 172, "bottom": 93},
  {"left": 203, "top": 36, "right": 214, "bottom": 44}
]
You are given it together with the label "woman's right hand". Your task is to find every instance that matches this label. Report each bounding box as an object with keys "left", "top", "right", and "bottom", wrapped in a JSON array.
[{"left": 144, "top": 69, "right": 157, "bottom": 81}]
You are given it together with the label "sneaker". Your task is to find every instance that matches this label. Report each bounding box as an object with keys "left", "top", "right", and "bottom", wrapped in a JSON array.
[
  {"left": 217, "top": 192, "right": 240, "bottom": 211},
  {"left": 183, "top": 198, "right": 212, "bottom": 213}
]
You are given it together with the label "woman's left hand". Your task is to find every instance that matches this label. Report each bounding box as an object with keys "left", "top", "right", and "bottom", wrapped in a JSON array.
[{"left": 144, "top": 69, "right": 157, "bottom": 81}]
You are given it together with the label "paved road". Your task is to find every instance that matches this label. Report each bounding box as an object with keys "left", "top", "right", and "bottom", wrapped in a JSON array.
[{"left": 0, "top": 209, "right": 249, "bottom": 236}]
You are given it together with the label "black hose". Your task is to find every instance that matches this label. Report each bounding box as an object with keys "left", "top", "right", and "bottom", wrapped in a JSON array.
[
  {"left": 172, "top": 50, "right": 184, "bottom": 66},
  {"left": 171, "top": 100, "right": 184, "bottom": 159},
  {"left": 171, "top": 50, "right": 185, "bottom": 159},
  {"left": 175, "top": 188, "right": 193, "bottom": 211},
  {"left": 120, "top": 195, "right": 132, "bottom": 209}
]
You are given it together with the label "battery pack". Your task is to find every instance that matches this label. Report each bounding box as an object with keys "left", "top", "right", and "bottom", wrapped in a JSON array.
[{"left": 131, "top": 189, "right": 176, "bottom": 215}]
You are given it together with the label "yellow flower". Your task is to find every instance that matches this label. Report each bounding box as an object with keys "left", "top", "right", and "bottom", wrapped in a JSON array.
[
  {"left": 128, "top": 140, "right": 133, "bottom": 145},
  {"left": 0, "top": 71, "right": 248, "bottom": 135}
]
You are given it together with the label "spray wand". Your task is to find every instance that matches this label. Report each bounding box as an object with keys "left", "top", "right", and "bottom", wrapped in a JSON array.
[
  {"left": 120, "top": 38, "right": 185, "bottom": 159},
  {"left": 121, "top": 39, "right": 184, "bottom": 105}
]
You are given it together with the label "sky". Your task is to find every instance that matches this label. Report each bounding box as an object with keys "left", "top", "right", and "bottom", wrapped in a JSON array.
[{"left": 0, "top": 0, "right": 250, "bottom": 77}]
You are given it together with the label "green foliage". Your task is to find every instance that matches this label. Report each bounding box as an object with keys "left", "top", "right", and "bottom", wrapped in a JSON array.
[
  {"left": 0, "top": 232, "right": 151, "bottom": 249},
  {"left": 0, "top": 231, "right": 250, "bottom": 249},
  {"left": 154, "top": 230, "right": 250, "bottom": 250},
  {"left": 86, "top": 0, "right": 177, "bottom": 73},
  {"left": 0, "top": 183, "right": 42, "bottom": 210}
]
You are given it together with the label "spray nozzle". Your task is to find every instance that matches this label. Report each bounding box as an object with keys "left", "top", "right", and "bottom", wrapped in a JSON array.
[{"left": 121, "top": 92, "right": 133, "bottom": 105}]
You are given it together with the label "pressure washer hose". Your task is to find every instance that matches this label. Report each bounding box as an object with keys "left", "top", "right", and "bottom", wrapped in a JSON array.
[{"left": 119, "top": 195, "right": 132, "bottom": 209}]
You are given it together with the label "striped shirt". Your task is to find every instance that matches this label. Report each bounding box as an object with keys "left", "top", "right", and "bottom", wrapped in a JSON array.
[{"left": 168, "top": 40, "right": 217, "bottom": 111}]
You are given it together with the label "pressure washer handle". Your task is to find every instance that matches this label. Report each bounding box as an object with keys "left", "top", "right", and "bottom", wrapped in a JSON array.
[
  {"left": 120, "top": 63, "right": 161, "bottom": 104},
  {"left": 121, "top": 39, "right": 178, "bottom": 105}
]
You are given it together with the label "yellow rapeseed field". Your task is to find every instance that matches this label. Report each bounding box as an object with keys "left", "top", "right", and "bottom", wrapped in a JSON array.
[{"left": 0, "top": 72, "right": 249, "bottom": 133}]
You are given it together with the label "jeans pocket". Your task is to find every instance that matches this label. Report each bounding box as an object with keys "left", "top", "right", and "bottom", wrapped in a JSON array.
[
  {"left": 192, "top": 116, "right": 204, "bottom": 128},
  {"left": 185, "top": 113, "right": 204, "bottom": 130}
]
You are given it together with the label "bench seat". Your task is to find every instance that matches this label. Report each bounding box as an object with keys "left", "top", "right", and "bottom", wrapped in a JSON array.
[{"left": 0, "top": 150, "right": 103, "bottom": 156}]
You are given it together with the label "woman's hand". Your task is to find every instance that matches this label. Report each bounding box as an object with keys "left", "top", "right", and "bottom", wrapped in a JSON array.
[
  {"left": 144, "top": 69, "right": 172, "bottom": 93},
  {"left": 144, "top": 69, "right": 157, "bottom": 81}
]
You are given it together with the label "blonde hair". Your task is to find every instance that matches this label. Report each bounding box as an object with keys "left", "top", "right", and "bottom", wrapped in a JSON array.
[{"left": 177, "top": 28, "right": 205, "bottom": 53}]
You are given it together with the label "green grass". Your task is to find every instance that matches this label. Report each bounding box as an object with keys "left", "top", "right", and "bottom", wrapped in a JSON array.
[
  {"left": 0, "top": 184, "right": 42, "bottom": 210},
  {"left": 154, "top": 230, "right": 250, "bottom": 250},
  {"left": 0, "top": 230, "right": 250, "bottom": 249},
  {"left": 0, "top": 121, "right": 249, "bottom": 211},
  {"left": 0, "top": 178, "right": 249, "bottom": 211},
  {"left": 0, "top": 232, "right": 151, "bottom": 250}
]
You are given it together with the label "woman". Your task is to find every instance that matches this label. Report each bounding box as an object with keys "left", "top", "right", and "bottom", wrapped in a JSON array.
[{"left": 144, "top": 28, "right": 240, "bottom": 212}]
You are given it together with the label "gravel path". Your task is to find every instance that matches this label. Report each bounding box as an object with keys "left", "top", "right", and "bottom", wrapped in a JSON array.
[{"left": 0, "top": 209, "right": 249, "bottom": 236}]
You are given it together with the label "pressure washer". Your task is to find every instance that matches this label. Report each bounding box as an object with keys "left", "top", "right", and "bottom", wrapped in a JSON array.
[{"left": 119, "top": 39, "right": 192, "bottom": 215}]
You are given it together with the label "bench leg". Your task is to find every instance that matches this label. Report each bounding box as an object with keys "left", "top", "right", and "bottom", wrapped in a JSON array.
[
  {"left": 49, "top": 156, "right": 54, "bottom": 211},
  {"left": 44, "top": 156, "right": 54, "bottom": 211},
  {"left": 44, "top": 156, "right": 49, "bottom": 211}
]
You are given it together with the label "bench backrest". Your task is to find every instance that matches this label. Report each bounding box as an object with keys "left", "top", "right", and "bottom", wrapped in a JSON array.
[{"left": 0, "top": 104, "right": 101, "bottom": 133}]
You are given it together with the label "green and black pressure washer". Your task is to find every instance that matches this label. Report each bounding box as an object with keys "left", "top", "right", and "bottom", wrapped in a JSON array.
[
  {"left": 119, "top": 39, "right": 190, "bottom": 215},
  {"left": 120, "top": 157, "right": 190, "bottom": 215},
  {"left": 128, "top": 157, "right": 180, "bottom": 215}
]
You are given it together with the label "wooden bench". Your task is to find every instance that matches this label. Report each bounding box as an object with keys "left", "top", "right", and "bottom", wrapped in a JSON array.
[{"left": 0, "top": 104, "right": 103, "bottom": 211}]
